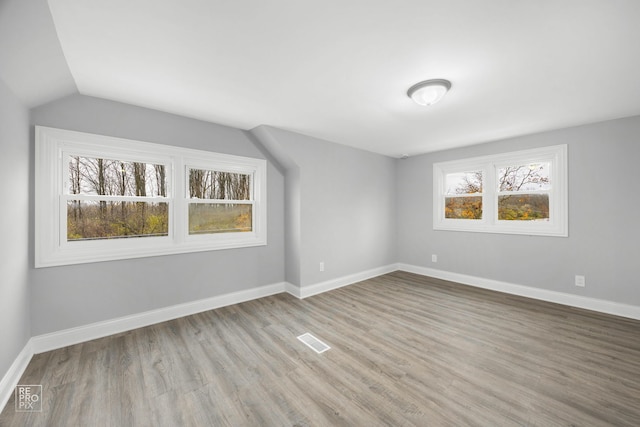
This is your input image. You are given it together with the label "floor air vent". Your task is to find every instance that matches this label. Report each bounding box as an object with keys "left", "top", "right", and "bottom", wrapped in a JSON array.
[{"left": 297, "top": 333, "right": 331, "bottom": 354}]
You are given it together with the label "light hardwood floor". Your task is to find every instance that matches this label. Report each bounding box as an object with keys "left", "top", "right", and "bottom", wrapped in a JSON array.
[{"left": 2, "top": 271, "right": 640, "bottom": 426}]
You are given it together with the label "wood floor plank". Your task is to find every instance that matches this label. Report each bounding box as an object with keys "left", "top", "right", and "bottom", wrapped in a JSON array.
[{"left": 2, "top": 271, "right": 640, "bottom": 426}]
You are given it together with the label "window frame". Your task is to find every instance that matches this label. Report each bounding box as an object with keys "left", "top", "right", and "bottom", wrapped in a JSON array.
[
  {"left": 35, "top": 126, "right": 267, "bottom": 268},
  {"left": 433, "top": 145, "right": 568, "bottom": 237}
]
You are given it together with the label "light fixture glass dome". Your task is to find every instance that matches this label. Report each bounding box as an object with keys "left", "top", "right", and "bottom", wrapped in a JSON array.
[{"left": 407, "top": 79, "right": 452, "bottom": 106}]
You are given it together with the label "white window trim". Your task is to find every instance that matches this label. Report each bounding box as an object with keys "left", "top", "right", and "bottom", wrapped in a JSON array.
[
  {"left": 35, "top": 126, "right": 267, "bottom": 268},
  {"left": 433, "top": 144, "right": 568, "bottom": 237}
]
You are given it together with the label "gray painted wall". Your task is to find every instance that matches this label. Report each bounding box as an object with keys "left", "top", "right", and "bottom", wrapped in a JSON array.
[
  {"left": 249, "top": 126, "right": 301, "bottom": 286},
  {"left": 397, "top": 116, "right": 640, "bottom": 306},
  {"left": 0, "top": 78, "right": 31, "bottom": 377},
  {"left": 253, "top": 126, "right": 397, "bottom": 288},
  {"left": 29, "top": 95, "right": 285, "bottom": 335}
]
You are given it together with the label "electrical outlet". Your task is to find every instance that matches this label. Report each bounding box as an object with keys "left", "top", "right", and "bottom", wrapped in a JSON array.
[
  {"left": 575, "top": 275, "right": 586, "bottom": 287},
  {"left": 319, "top": 262, "right": 325, "bottom": 272},
  {"left": 431, "top": 254, "right": 438, "bottom": 263}
]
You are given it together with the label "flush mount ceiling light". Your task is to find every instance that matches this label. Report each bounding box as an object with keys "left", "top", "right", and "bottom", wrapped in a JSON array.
[{"left": 407, "top": 79, "right": 452, "bottom": 106}]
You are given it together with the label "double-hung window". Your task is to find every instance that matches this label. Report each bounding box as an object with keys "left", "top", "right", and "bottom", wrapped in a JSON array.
[
  {"left": 433, "top": 145, "right": 567, "bottom": 236},
  {"left": 186, "top": 166, "right": 253, "bottom": 235},
  {"left": 36, "top": 126, "right": 267, "bottom": 267},
  {"left": 66, "top": 156, "right": 171, "bottom": 242}
]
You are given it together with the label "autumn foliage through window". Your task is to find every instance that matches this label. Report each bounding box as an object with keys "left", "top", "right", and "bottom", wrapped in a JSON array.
[
  {"left": 445, "top": 171, "right": 483, "bottom": 219},
  {"left": 444, "top": 164, "right": 550, "bottom": 221},
  {"left": 496, "top": 164, "right": 550, "bottom": 221},
  {"left": 433, "top": 145, "right": 567, "bottom": 236}
]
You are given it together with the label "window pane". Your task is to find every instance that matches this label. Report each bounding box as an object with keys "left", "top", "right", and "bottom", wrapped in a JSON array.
[
  {"left": 189, "top": 203, "right": 252, "bottom": 234},
  {"left": 445, "top": 196, "right": 482, "bottom": 219},
  {"left": 445, "top": 171, "right": 483, "bottom": 195},
  {"left": 69, "top": 156, "right": 167, "bottom": 197},
  {"left": 67, "top": 200, "right": 168, "bottom": 241},
  {"left": 497, "top": 163, "right": 550, "bottom": 192},
  {"left": 189, "top": 169, "right": 251, "bottom": 200},
  {"left": 498, "top": 194, "right": 549, "bottom": 221}
]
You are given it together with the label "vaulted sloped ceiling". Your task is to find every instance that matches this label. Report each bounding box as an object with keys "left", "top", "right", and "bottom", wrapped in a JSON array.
[{"left": 3, "top": 0, "right": 640, "bottom": 156}]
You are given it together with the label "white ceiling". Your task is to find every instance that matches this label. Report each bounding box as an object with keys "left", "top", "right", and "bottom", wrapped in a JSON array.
[{"left": 4, "top": 1, "right": 640, "bottom": 157}]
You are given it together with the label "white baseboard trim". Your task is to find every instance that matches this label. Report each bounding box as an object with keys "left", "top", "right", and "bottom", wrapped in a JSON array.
[
  {"left": 5, "top": 263, "right": 638, "bottom": 412},
  {"left": 398, "top": 263, "right": 640, "bottom": 321},
  {"left": 284, "top": 281, "right": 300, "bottom": 298},
  {"left": 288, "top": 264, "right": 399, "bottom": 299},
  {"left": 31, "top": 282, "right": 287, "bottom": 354},
  {"left": 0, "top": 339, "right": 34, "bottom": 414}
]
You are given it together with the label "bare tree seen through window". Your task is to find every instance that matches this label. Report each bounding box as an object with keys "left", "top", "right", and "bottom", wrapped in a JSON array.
[
  {"left": 444, "top": 164, "right": 550, "bottom": 221},
  {"left": 67, "top": 156, "right": 168, "bottom": 241},
  {"left": 188, "top": 168, "right": 252, "bottom": 234}
]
